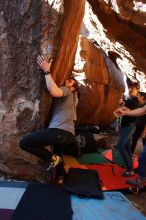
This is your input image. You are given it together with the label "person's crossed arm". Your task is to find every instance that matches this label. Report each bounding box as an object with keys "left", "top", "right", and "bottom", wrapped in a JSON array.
[
  {"left": 120, "top": 104, "right": 146, "bottom": 116},
  {"left": 114, "top": 104, "right": 146, "bottom": 118},
  {"left": 37, "top": 55, "right": 63, "bottom": 97},
  {"left": 114, "top": 106, "right": 129, "bottom": 118}
]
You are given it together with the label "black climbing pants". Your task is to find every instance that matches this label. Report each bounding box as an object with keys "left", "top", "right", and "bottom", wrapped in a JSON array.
[{"left": 19, "top": 128, "right": 75, "bottom": 163}]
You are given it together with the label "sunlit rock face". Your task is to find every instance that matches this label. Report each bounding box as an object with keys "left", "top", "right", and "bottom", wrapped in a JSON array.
[
  {"left": 87, "top": 0, "right": 146, "bottom": 91},
  {"left": 0, "top": 0, "right": 145, "bottom": 180},
  {"left": 74, "top": 36, "right": 124, "bottom": 127},
  {"left": 0, "top": 0, "right": 85, "bottom": 180}
]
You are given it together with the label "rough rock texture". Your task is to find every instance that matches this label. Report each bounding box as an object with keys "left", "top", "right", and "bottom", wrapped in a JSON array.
[
  {"left": 87, "top": 0, "right": 146, "bottom": 91},
  {"left": 74, "top": 36, "right": 124, "bottom": 126},
  {"left": 0, "top": 0, "right": 146, "bottom": 180},
  {"left": 0, "top": 0, "right": 85, "bottom": 180},
  {"left": 52, "top": 0, "right": 85, "bottom": 84}
]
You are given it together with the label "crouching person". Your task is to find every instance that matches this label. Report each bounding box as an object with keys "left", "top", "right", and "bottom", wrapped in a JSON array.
[{"left": 19, "top": 55, "right": 80, "bottom": 185}]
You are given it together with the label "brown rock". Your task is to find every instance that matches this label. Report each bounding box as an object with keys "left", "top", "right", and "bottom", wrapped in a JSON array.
[
  {"left": 1, "top": 0, "right": 145, "bottom": 181},
  {"left": 74, "top": 36, "right": 125, "bottom": 127},
  {"left": 0, "top": 0, "right": 85, "bottom": 180},
  {"left": 87, "top": 0, "right": 146, "bottom": 90}
]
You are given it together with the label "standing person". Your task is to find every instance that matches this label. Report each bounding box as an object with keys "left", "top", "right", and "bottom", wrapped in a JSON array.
[
  {"left": 114, "top": 83, "right": 139, "bottom": 177},
  {"left": 116, "top": 105, "right": 146, "bottom": 187},
  {"left": 19, "top": 55, "right": 80, "bottom": 184},
  {"left": 131, "top": 92, "right": 146, "bottom": 154}
]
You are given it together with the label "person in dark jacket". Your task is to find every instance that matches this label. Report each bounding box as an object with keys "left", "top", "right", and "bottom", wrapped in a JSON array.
[
  {"left": 114, "top": 83, "right": 139, "bottom": 177},
  {"left": 131, "top": 92, "right": 146, "bottom": 154},
  {"left": 116, "top": 104, "right": 146, "bottom": 187}
]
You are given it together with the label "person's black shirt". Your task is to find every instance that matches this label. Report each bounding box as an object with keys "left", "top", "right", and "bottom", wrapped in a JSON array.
[
  {"left": 135, "top": 103, "right": 146, "bottom": 132},
  {"left": 121, "top": 96, "right": 139, "bottom": 127}
]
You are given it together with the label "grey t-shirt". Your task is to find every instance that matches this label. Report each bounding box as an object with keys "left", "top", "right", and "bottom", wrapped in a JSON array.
[{"left": 48, "top": 86, "right": 76, "bottom": 135}]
